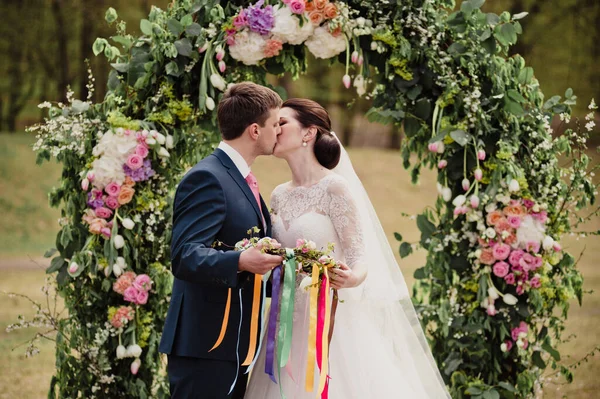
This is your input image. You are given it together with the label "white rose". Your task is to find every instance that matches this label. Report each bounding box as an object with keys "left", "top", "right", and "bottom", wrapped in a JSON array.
[
  {"left": 485, "top": 202, "right": 497, "bottom": 213},
  {"left": 210, "top": 73, "right": 227, "bottom": 91},
  {"left": 502, "top": 293, "right": 518, "bottom": 305},
  {"left": 114, "top": 235, "right": 125, "bottom": 249},
  {"left": 305, "top": 26, "right": 347, "bottom": 59},
  {"left": 271, "top": 6, "right": 314, "bottom": 45},
  {"left": 485, "top": 227, "right": 496, "bottom": 239},
  {"left": 488, "top": 287, "right": 499, "bottom": 300},
  {"left": 122, "top": 218, "right": 135, "bottom": 230},
  {"left": 228, "top": 31, "right": 267, "bottom": 65},
  {"left": 500, "top": 343, "right": 508, "bottom": 352},
  {"left": 509, "top": 179, "right": 520, "bottom": 192},
  {"left": 542, "top": 235, "right": 554, "bottom": 251}
]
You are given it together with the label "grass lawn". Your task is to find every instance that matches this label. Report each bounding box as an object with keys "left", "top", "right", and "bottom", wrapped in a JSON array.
[{"left": 0, "top": 133, "right": 598, "bottom": 398}]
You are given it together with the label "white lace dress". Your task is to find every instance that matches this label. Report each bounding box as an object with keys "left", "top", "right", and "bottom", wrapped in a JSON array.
[{"left": 245, "top": 174, "right": 429, "bottom": 399}]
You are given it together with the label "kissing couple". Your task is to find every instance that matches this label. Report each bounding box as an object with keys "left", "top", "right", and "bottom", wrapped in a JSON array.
[{"left": 159, "top": 82, "right": 450, "bottom": 398}]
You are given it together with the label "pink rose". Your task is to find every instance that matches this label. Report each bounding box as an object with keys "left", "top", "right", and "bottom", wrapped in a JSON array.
[
  {"left": 264, "top": 38, "right": 283, "bottom": 58},
  {"left": 511, "top": 321, "right": 528, "bottom": 341},
  {"left": 504, "top": 273, "right": 515, "bottom": 285},
  {"left": 105, "top": 182, "right": 121, "bottom": 197},
  {"left": 124, "top": 286, "right": 139, "bottom": 303},
  {"left": 492, "top": 261, "right": 510, "bottom": 278},
  {"left": 289, "top": 0, "right": 306, "bottom": 14},
  {"left": 508, "top": 250, "right": 524, "bottom": 267},
  {"left": 101, "top": 227, "right": 112, "bottom": 239},
  {"left": 519, "top": 253, "right": 536, "bottom": 271},
  {"left": 95, "top": 207, "right": 113, "bottom": 219},
  {"left": 526, "top": 241, "right": 540, "bottom": 253},
  {"left": 495, "top": 220, "right": 512, "bottom": 234},
  {"left": 296, "top": 239, "right": 306, "bottom": 248},
  {"left": 516, "top": 284, "right": 525, "bottom": 295},
  {"left": 505, "top": 340, "right": 513, "bottom": 351},
  {"left": 110, "top": 306, "right": 135, "bottom": 329},
  {"left": 530, "top": 276, "right": 541, "bottom": 288},
  {"left": 233, "top": 10, "right": 247, "bottom": 28},
  {"left": 135, "top": 144, "right": 149, "bottom": 158},
  {"left": 492, "top": 243, "right": 511, "bottom": 261},
  {"left": 127, "top": 154, "right": 144, "bottom": 170},
  {"left": 479, "top": 248, "right": 496, "bottom": 265},
  {"left": 136, "top": 289, "right": 149, "bottom": 305},
  {"left": 302, "top": 247, "right": 309, "bottom": 253},
  {"left": 105, "top": 196, "right": 120, "bottom": 210},
  {"left": 533, "top": 211, "right": 548, "bottom": 224},
  {"left": 532, "top": 256, "right": 543, "bottom": 270},
  {"left": 133, "top": 274, "right": 153, "bottom": 292},
  {"left": 507, "top": 216, "right": 521, "bottom": 229},
  {"left": 113, "top": 271, "right": 137, "bottom": 294},
  {"left": 523, "top": 199, "right": 535, "bottom": 209}
]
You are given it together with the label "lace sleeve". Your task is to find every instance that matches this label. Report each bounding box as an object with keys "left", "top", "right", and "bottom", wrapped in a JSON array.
[{"left": 327, "top": 176, "right": 367, "bottom": 282}]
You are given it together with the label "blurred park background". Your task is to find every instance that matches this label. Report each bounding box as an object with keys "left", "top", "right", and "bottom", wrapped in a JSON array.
[{"left": 0, "top": 0, "right": 599, "bottom": 398}]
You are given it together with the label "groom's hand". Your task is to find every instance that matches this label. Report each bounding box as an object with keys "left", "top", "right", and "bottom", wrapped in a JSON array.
[{"left": 238, "top": 247, "right": 283, "bottom": 275}]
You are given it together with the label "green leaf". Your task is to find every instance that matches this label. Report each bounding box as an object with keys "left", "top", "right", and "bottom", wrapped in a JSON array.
[
  {"left": 450, "top": 129, "right": 470, "bottom": 146},
  {"left": 498, "top": 381, "right": 516, "bottom": 392},
  {"left": 482, "top": 36, "right": 496, "bottom": 54},
  {"left": 92, "top": 38, "right": 106, "bottom": 56},
  {"left": 180, "top": 14, "right": 193, "bottom": 27},
  {"left": 111, "top": 63, "right": 129, "bottom": 73},
  {"left": 167, "top": 18, "right": 184, "bottom": 36},
  {"left": 448, "top": 42, "right": 467, "bottom": 56},
  {"left": 483, "top": 390, "right": 500, "bottom": 399},
  {"left": 105, "top": 7, "right": 118, "bottom": 24},
  {"left": 461, "top": 1, "right": 474, "bottom": 14},
  {"left": 501, "top": 23, "right": 517, "bottom": 44},
  {"left": 479, "top": 28, "right": 492, "bottom": 41},
  {"left": 518, "top": 67, "right": 534, "bottom": 84},
  {"left": 175, "top": 38, "right": 193, "bottom": 56},
  {"left": 56, "top": 268, "right": 69, "bottom": 287},
  {"left": 140, "top": 19, "right": 153, "bottom": 36},
  {"left": 465, "top": 386, "right": 482, "bottom": 395},
  {"left": 469, "top": 0, "right": 486, "bottom": 9},
  {"left": 47, "top": 256, "right": 65, "bottom": 274},
  {"left": 186, "top": 22, "right": 202, "bottom": 36},
  {"left": 542, "top": 339, "right": 561, "bottom": 361},
  {"left": 44, "top": 248, "right": 58, "bottom": 258},
  {"left": 413, "top": 267, "right": 427, "bottom": 279},
  {"left": 532, "top": 351, "right": 546, "bottom": 369},
  {"left": 166, "top": 61, "right": 180, "bottom": 76},
  {"left": 513, "top": 11, "right": 529, "bottom": 20},
  {"left": 486, "top": 13, "right": 500, "bottom": 26},
  {"left": 394, "top": 232, "right": 403, "bottom": 241},
  {"left": 404, "top": 117, "right": 421, "bottom": 137},
  {"left": 507, "top": 89, "right": 526, "bottom": 103},
  {"left": 399, "top": 242, "right": 413, "bottom": 258},
  {"left": 565, "top": 88, "right": 573, "bottom": 98},
  {"left": 416, "top": 214, "right": 436, "bottom": 246},
  {"left": 504, "top": 98, "right": 524, "bottom": 116},
  {"left": 111, "top": 35, "right": 133, "bottom": 50}
]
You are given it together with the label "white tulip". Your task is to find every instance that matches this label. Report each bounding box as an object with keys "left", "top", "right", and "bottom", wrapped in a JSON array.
[
  {"left": 206, "top": 97, "right": 215, "bottom": 111},
  {"left": 127, "top": 344, "right": 142, "bottom": 358},
  {"left": 114, "top": 235, "right": 125, "bottom": 249},
  {"left": 503, "top": 294, "right": 518, "bottom": 305},
  {"left": 508, "top": 179, "right": 520, "bottom": 192},
  {"left": 116, "top": 345, "right": 127, "bottom": 359},
  {"left": 154, "top": 132, "right": 166, "bottom": 145},
  {"left": 436, "top": 182, "right": 443, "bottom": 195},
  {"left": 542, "top": 236, "right": 554, "bottom": 251},
  {"left": 210, "top": 73, "right": 227, "bottom": 91},
  {"left": 442, "top": 187, "right": 452, "bottom": 202},
  {"left": 158, "top": 147, "right": 170, "bottom": 158},
  {"left": 485, "top": 227, "right": 496, "bottom": 239},
  {"left": 112, "top": 264, "right": 122, "bottom": 277},
  {"left": 166, "top": 135, "right": 174, "bottom": 149},
  {"left": 116, "top": 256, "right": 127, "bottom": 269},
  {"left": 145, "top": 137, "right": 157, "bottom": 146},
  {"left": 500, "top": 343, "right": 508, "bottom": 352},
  {"left": 104, "top": 265, "right": 112, "bottom": 277},
  {"left": 122, "top": 218, "right": 135, "bottom": 230},
  {"left": 480, "top": 297, "right": 489, "bottom": 308},
  {"left": 452, "top": 195, "right": 466, "bottom": 207},
  {"left": 488, "top": 287, "right": 499, "bottom": 300}
]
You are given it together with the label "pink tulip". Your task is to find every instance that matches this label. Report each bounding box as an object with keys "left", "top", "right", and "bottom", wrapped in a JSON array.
[
  {"left": 428, "top": 142, "right": 439, "bottom": 153},
  {"left": 81, "top": 178, "right": 90, "bottom": 191},
  {"left": 351, "top": 51, "right": 359, "bottom": 64},
  {"left": 487, "top": 304, "right": 497, "bottom": 316},
  {"left": 477, "top": 149, "right": 486, "bottom": 161},
  {"left": 437, "top": 160, "right": 447, "bottom": 169},
  {"left": 342, "top": 74, "right": 351, "bottom": 89},
  {"left": 215, "top": 48, "right": 225, "bottom": 61},
  {"left": 357, "top": 55, "right": 363, "bottom": 66},
  {"left": 462, "top": 178, "right": 470, "bottom": 191},
  {"left": 86, "top": 171, "right": 95, "bottom": 181},
  {"left": 198, "top": 43, "right": 208, "bottom": 53},
  {"left": 470, "top": 195, "right": 480, "bottom": 208},
  {"left": 474, "top": 168, "right": 483, "bottom": 181},
  {"left": 218, "top": 60, "right": 226, "bottom": 73},
  {"left": 131, "top": 358, "right": 141, "bottom": 375}
]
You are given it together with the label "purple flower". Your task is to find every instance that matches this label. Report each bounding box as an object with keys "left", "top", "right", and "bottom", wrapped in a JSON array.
[
  {"left": 124, "top": 160, "right": 155, "bottom": 182},
  {"left": 87, "top": 191, "right": 105, "bottom": 209},
  {"left": 245, "top": 0, "right": 274, "bottom": 35}
]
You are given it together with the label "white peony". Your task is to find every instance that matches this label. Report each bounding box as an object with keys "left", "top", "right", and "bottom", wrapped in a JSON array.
[
  {"left": 229, "top": 31, "right": 268, "bottom": 66},
  {"left": 304, "top": 26, "right": 346, "bottom": 59},
  {"left": 91, "top": 156, "right": 126, "bottom": 188},
  {"left": 542, "top": 235, "right": 554, "bottom": 251},
  {"left": 516, "top": 215, "right": 545, "bottom": 248},
  {"left": 271, "top": 6, "right": 314, "bottom": 45}
]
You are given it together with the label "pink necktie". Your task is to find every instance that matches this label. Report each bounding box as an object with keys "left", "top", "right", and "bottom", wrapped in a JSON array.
[{"left": 245, "top": 171, "right": 266, "bottom": 228}]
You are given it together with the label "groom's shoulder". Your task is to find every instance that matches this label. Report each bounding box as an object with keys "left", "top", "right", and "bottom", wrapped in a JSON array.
[{"left": 181, "top": 154, "right": 223, "bottom": 181}]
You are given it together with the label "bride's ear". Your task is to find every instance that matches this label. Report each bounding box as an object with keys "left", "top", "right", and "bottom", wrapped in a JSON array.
[{"left": 304, "top": 126, "right": 317, "bottom": 143}]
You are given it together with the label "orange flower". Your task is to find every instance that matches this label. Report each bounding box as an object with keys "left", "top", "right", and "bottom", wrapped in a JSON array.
[
  {"left": 486, "top": 210, "right": 503, "bottom": 226},
  {"left": 503, "top": 204, "right": 526, "bottom": 217},
  {"left": 308, "top": 10, "right": 324, "bottom": 25},
  {"left": 504, "top": 232, "right": 517, "bottom": 245},
  {"left": 123, "top": 176, "right": 136, "bottom": 187},
  {"left": 480, "top": 248, "right": 495, "bottom": 265},
  {"left": 89, "top": 218, "right": 107, "bottom": 235},
  {"left": 495, "top": 220, "right": 512, "bottom": 234},
  {"left": 314, "top": 0, "right": 327, "bottom": 10},
  {"left": 323, "top": 3, "right": 337, "bottom": 19},
  {"left": 330, "top": 26, "right": 342, "bottom": 37},
  {"left": 305, "top": 1, "right": 315, "bottom": 12},
  {"left": 118, "top": 186, "right": 135, "bottom": 205}
]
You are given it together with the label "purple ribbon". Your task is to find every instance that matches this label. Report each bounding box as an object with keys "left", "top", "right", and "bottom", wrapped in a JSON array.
[{"left": 265, "top": 264, "right": 282, "bottom": 383}]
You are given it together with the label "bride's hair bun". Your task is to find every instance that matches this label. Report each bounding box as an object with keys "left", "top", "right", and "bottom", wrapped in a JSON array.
[{"left": 281, "top": 98, "right": 341, "bottom": 169}]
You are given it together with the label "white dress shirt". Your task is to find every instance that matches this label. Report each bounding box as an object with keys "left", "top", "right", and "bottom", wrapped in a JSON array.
[{"left": 217, "top": 141, "right": 250, "bottom": 179}]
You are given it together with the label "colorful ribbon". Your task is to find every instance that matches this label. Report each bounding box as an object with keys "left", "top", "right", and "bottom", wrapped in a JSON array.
[
  {"left": 305, "top": 263, "right": 320, "bottom": 392},
  {"left": 245, "top": 271, "right": 271, "bottom": 374},
  {"left": 228, "top": 289, "right": 244, "bottom": 394},
  {"left": 242, "top": 274, "right": 263, "bottom": 366},
  {"left": 317, "top": 269, "right": 331, "bottom": 398},
  {"left": 278, "top": 249, "right": 297, "bottom": 368},
  {"left": 265, "top": 265, "right": 282, "bottom": 383},
  {"left": 209, "top": 288, "right": 232, "bottom": 352}
]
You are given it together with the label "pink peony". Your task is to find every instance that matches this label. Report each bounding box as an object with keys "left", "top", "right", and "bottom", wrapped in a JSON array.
[
  {"left": 504, "top": 273, "right": 516, "bottom": 285},
  {"left": 530, "top": 276, "right": 541, "bottom": 288},
  {"left": 505, "top": 340, "right": 513, "bottom": 351},
  {"left": 522, "top": 199, "right": 535, "bottom": 208},
  {"left": 486, "top": 210, "right": 504, "bottom": 226},
  {"left": 289, "top": 0, "right": 306, "bottom": 14},
  {"left": 492, "top": 243, "right": 511, "bottom": 261},
  {"left": 511, "top": 321, "right": 528, "bottom": 341},
  {"left": 105, "top": 195, "right": 120, "bottom": 210},
  {"left": 507, "top": 216, "right": 521, "bottom": 229},
  {"left": 264, "top": 39, "right": 283, "bottom": 58},
  {"left": 101, "top": 227, "right": 112, "bottom": 239},
  {"left": 495, "top": 220, "right": 512, "bottom": 234},
  {"left": 113, "top": 271, "right": 137, "bottom": 294},
  {"left": 526, "top": 241, "right": 541, "bottom": 253},
  {"left": 124, "top": 286, "right": 140, "bottom": 303},
  {"left": 479, "top": 248, "right": 496, "bottom": 265},
  {"left": 105, "top": 182, "right": 121, "bottom": 197},
  {"left": 110, "top": 306, "right": 135, "bottom": 329},
  {"left": 532, "top": 210, "right": 548, "bottom": 223},
  {"left": 516, "top": 284, "right": 525, "bottom": 295},
  {"left": 532, "top": 256, "right": 543, "bottom": 270},
  {"left": 233, "top": 10, "right": 248, "bottom": 28},
  {"left": 493, "top": 261, "right": 510, "bottom": 277},
  {"left": 135, "top": 144, "right": 149, "bottom": 158},
  {"left": 519, "top": 253, "right": 536, "bottom": 271},
  {"left": 136, "top": 289, "right": 149, "bottom": 305},
  {"left": 127, "top": 154, "right": 144, "bottom": 170},
  {"left": 133, "top": 274, "right": 153, "bottom": 292},
  {"left": 95, "top": 207, "right": 113, "bottom": 219},
  {"left": 508, "top": 250, "right": 524, "bottom": 267}
]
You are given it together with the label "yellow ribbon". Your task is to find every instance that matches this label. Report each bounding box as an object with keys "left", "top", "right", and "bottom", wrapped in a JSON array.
[
  {"left": 209, "top": 288, "right": 231, "bottom": 352},
  {"left": 242, "top": 274, "right": 262, "bottom": 366},
  {"left": 305, "top": 263, "right": 320, "bottom": 392}
]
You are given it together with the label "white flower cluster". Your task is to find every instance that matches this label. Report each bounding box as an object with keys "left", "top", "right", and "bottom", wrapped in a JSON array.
[
  {"left": 91, "top": 129, "right": 138, "bottom": 188},
  {"left": 271, "top": 5, "right": 314, "bottom": 45},
  {"left": 228, "top": 31, "right": 268, "bottom": 66},
  {"left": 304, "top": 26, "right": 347, "bottom": 59}
]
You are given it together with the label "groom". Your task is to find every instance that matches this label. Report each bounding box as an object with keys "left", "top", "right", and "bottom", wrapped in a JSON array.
[{"left": 159, "top": 82, "right": 284, "bottom": 398}]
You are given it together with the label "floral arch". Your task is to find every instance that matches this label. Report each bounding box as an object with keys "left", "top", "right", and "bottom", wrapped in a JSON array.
[{"left": 27, "top": 0, "right": 596, "bottom": 397}]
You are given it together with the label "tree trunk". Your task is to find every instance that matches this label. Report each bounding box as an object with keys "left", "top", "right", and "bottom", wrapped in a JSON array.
[{"left": 51, "top": 0, "right": 70, "bottom": 102}]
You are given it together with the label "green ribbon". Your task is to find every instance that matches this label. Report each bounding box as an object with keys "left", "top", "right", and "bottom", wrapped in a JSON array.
[{"left": 277, "top": 248, "right": 297, "bottom": 369}]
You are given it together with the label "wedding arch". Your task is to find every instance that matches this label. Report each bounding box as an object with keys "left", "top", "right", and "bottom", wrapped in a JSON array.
[{"left": 27, "top": 0, "right": 597, "bottom": 397}]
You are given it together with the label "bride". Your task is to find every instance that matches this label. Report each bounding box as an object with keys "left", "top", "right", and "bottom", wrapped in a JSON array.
[{"left": 244, "top": 98, "right": 450, "bottom": 398}]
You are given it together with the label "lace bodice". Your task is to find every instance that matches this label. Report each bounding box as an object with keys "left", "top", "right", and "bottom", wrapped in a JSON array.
[{"left": 270, "top": 174, "right": 365, "bottom": 270}]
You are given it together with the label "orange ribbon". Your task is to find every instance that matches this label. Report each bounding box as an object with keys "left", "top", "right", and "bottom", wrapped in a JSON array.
[
  {"left": 209, "top": 288, "right": 232, "bottom": 352},
  {"left": 242, "top": 274, "right": 262, "bottom": 366}
]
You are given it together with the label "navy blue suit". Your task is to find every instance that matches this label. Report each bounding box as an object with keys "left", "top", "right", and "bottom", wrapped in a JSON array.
[{"left": 159, "top": 148, "right": 271, "bottom": 398}]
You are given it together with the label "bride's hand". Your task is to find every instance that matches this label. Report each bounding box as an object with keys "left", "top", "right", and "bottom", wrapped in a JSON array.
[{"left": 329, "top": 262, "right": 357, "bottom": 290}]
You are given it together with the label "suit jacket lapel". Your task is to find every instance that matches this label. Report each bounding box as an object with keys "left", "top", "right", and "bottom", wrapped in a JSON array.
[{"left": 213, "top": 149, "right": 265, "bottom": 231}]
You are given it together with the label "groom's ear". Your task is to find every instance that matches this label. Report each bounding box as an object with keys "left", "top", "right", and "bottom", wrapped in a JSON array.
[{"left": 246, "top": 123, "right": 260, "bottom": 141}]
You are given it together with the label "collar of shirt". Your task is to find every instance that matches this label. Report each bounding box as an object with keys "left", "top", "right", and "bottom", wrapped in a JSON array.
[{"left": 217, "top": 141, "right": 251, "bottom": 179}]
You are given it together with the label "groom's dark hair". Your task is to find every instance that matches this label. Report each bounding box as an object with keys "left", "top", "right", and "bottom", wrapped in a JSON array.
[{"left": 217, "top": 82, "right": 282, "bottom": 140}]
